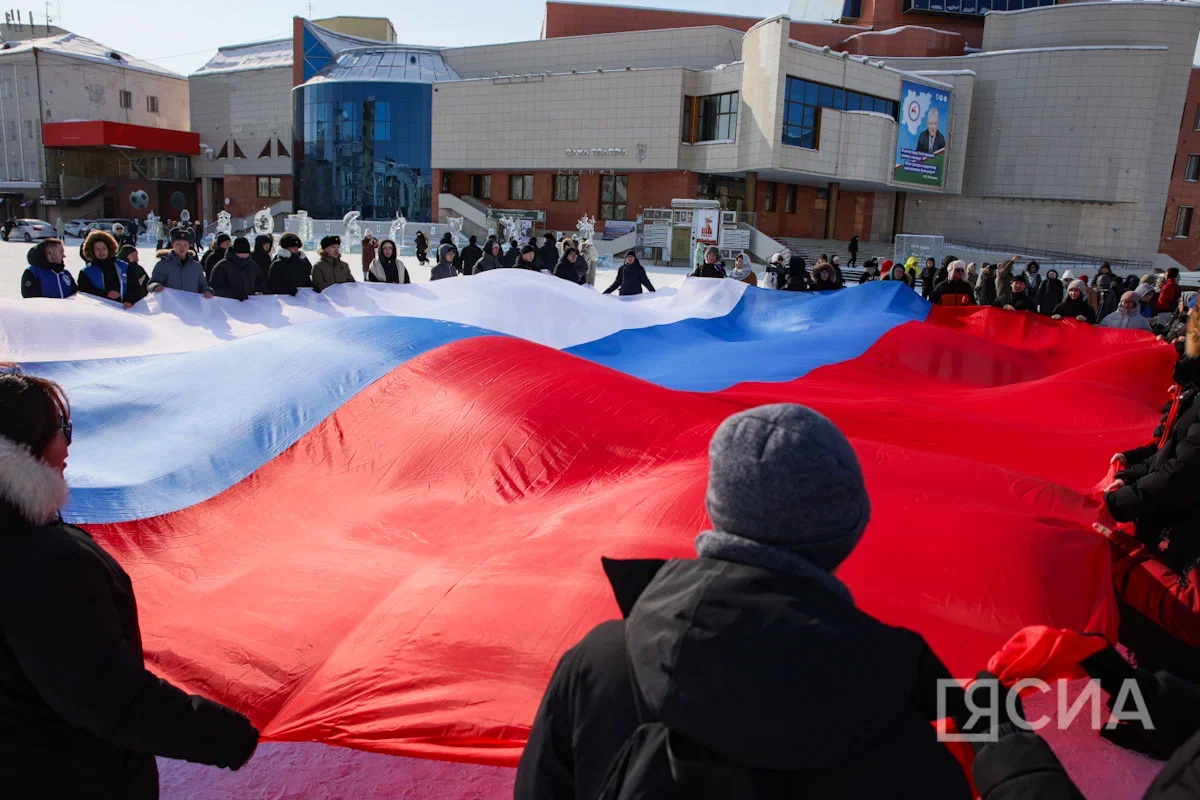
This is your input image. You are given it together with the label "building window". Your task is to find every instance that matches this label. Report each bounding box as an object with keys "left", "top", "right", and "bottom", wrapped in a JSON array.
[
  {"left": 441, "top": 172, "right": 452, "bottom": 192},
  {"left": 145, "top": 95, "right": 158, "bottom": 114},
  {"left": 5, "top": 120, "right": 15, "bottom": 141},
  {"left": 1176, "top": 206, "right": 1193, "bottom": 238},
  {"left": 764, "top": 181, "right": 777, "bottom": 212},
  {"left": 600, "top": 174, "right": 628, "bottom": 220},
  {"left": 509, "top": 174, "right": 534, "bottom": 201},
  {"left": 0, "top": 80, "right": 10, "bottom": 98},
  {"left": 1187, "top": 155, "right": 1200, "bottom": 182},
  {"left": 553, "top": 175, "right": 579, "bottom": 202},
  {"left": 119, "top": 90, "right": 132, "bottom": 109},
  {"left": 471, "top": 174, "right": 491, "bottom": 200},
  {"left": 785, "top": 184, "right": 797, "bottom": 214},
  {"left": 19, "top": 77, "right": 30, "bottom": 96},
  {"left": 681, "top": 96, "right": 693, "bottom": 143},
  {"left": 782, "top": 76, "right": 898, "bottom": 150},
  {"left": 257, "top": 177, "right": 282, "bottom": 198},
  {"left": 683, "top": 91, "right": 738, "bottom": 143},
  {"left": 1195, "top": 105, "right": 1200, "bottom": 131},
  {"left": 23, "top": 120, "right": 33, "bottom": 139}
]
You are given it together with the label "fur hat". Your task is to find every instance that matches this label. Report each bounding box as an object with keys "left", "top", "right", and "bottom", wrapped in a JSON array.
[
  {"left": 82, "top": 229, "right": 119, "bottom": 262},
  {"left": 280, "top": 233, "right": 302, "bottom": 249},
  {"left": 320, "top": 235, "right": 340, "bottom": 250}
]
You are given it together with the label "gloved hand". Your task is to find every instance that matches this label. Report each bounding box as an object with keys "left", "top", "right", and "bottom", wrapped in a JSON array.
[
  {"left": 951, "top": 671, "right": 1028, "bottom": 755},
  {"left": 1081, "top": 647, "right": 1200, "bottom": 760}
]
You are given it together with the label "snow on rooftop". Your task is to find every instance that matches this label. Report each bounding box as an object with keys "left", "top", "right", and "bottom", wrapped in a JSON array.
[
  {"left": 0, "top": 32, "right": 183, "bottom": 79},
  {"left": 843, "top": 24, "right": 964, "bottom": 38},
  {"left": 192, "top": 38, "right": 293, "bottom": 76}
]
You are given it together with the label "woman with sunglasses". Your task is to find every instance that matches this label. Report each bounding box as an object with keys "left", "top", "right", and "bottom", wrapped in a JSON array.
[{"left": 0, "top": 366, "right": 259, "bottom": 797}]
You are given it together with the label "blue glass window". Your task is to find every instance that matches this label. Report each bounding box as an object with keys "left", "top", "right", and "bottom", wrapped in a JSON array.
[{"left": 782, "top": 76, "right": 899, "bottom": 150}]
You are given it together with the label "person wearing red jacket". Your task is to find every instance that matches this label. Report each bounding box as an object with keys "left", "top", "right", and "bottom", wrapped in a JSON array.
[{"left": 1153, "top": 267, "right": 1182, "bottom": 321}]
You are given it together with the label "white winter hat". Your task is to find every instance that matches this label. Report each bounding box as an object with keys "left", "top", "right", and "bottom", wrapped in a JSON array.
[{"left": 1068, "top": 279, "right": 1087, "bottom": 296}]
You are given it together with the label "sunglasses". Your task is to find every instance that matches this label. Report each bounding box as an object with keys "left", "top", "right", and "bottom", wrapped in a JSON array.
[{"left": 60, "top": 418, "right": 73, "bottom": 446}]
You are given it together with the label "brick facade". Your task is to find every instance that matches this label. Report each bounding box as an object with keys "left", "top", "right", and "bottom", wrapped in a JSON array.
[
  {"left": 221, "top": 174, "right": 294, "bottom": 219},
  {"left": 1161, "top": 68, "right": 1200, "bottom": 270}
]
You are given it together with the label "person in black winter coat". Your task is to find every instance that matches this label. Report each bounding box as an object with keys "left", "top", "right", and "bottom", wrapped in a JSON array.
[
  {"left": 1052, "top": 281, "right": 1096, "bottom": 323},
  {"left": 692, "top": 245, "right": 726, "bottom": 279},
  {"left": 77, "top": 230, "right": 150, "bottom": 308},
  {"left": 603, "top": 251, "right": 656, "bottom": 296},
  {"left": 540, "top": 233, "right": 559, "bottom": 273},
  {"left": 414, "top": 231, "right": 428, "bottom": 265},
  {"left": 919, "top": 258, "right": 938, "bottom": 301},
  {"left": 1036, "top": 268, "right": 1065, "bottom": 316},
  {"left": 501, "top": 239, "right": 520, "bottom": 268},
  {"left": 473, "top": 241, "right": 504, "bottom": 274},
  {"left": 514, "top": 244, "right": 541, "bottom": 271},
  {"left": 440, "top": 232, "right": 453, "bottom": 246},
  {"left": 1106, "top": 334, "right": 1200, "bottom": 579},
  {"left": 252, "top": 234, "right": 274, "bottom": 276},
  {"left": 367, "top": 239, "right": 409, "bottom": 284},
  {"left": 848, "top": 235, "right": 859, "bottom": 268},
  {"left": 460, "top": 235, "right": 483, "bottom": 275},
  {"left": 1095, "top": 262, "right": 1120, "bottom": 320},
  {"left": 553, "top": 247, "right": 587, "bottom": 285},
  {"left": 0, "top": 369, "right": 259, "bottom": 798},
  {"left": 202, "top": 233, "right": 232, "bottom": 281},
  {"left": 804, "top": 261, "right": 837, "bottom": 291},
  {"left": 996, "top": 274, "right": 1037, "bottom": 313},
  {"left": 786, "top": 252, "right": 807, "bottom": 288},
  {"left": 21, "top": 238, "right": 78, "bottom": 299},
  {"left": 858, "top": 258, "right": 879, "bottom": 284},
  {"left": 209, "top": 237, "right": 266, "bottom": 301},
  {"left": 515, "top": 404, "right": 972, "bottom": 800},
  {"left": 267, "top": 233, "right": 312, "bottom": 295},
  {"left": 431, "top": 243, "right": 460, "bottom": 280}
]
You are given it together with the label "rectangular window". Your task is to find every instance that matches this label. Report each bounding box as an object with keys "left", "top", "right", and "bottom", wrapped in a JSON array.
[
  {"left": 5, "top": 120, "right": 15, "bottom": 141},
  {"left": 19, "top": 77, "right": 30, "bottom": 96},
  {"left": 0, "top": 80, "right": 10, "bottom": 98},
  {"left": 553, "top": 175, "right": 579, "bottom": 202},
  {"left": 1187, "top": 155, "right": 1200, "bottom": 182},
  {"left": 1195, "top": 105, "right": 1200, "bottom": 131},
  {"left": 441, "top": 172, "right": 452, "bottom": 192},
  {"left": 1176, "top": 206, "right": 1193, "bottom": 237},
  {"left": 600, "top": 175, "right": 628, "bottom": 220},
  {"left": 257, "top": 176, "right": 271, "bottom": 198},
  {"left": 509, "top": 174, "right": 534, "bottom": 201},
  {"left": 146, "top": 95, "right": 159, "bottom": 114},
  {"left": 764, "top": 182, "right": 777, "bottom": 212},
  {"left": 695, "top": 91, "right": 738, "bottom": 143},
  {"left": 119, "top": 90, "right": 132, "bottom": 109},
  {"left": 681, "top": 96, "right": 694, "bottom": 143},
  {"left": 785, "top": 184, "right": 797, "bottom": 214},
  {"left": 23, "top": 120, "right": 33, "bottom": 139},
  {"left": 782, "top": 76, "right": 898, "bottom": 150},
  {"left": 269, "top": 177, "right": 282, "bottom": 197}
]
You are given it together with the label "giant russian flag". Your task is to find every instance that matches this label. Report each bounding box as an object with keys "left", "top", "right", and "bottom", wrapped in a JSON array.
[{"left": 0, "top": 273, "right": 1175, "bottom": 794}]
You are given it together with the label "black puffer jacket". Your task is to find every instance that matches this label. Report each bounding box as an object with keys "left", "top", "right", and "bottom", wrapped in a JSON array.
[
  {"left": 553, "top": 252, "right": 587, "bottom": 285},
  {"left": 998, "top": 288, "right": 1037, "bottom": 313},
  {"left": 209, "top": 256, "right": 266, "bottom": 301},
  {"left": 603, "top": 257, "right": 655, "bottom": 296},
  {"left": 0, "top": 437, "right": 259, "bottom": 798},
  {"left": 1109, "top": 357, "right": 1200, "bottom": 574},
  {"left": 516, "top": 557, "right": 971, "bottom": 800},
  {"left": 252, "top": 235, "right": 274, "bottom": 275},
  {"left": 1037, "top": 273, "right": 1065, "bottom": 316},
  {"left": 267, "top": 251, "right": 313, "bottom": 296},
  {"left": 1051, "top": 297, "right": 1096, "bottom": 323}
]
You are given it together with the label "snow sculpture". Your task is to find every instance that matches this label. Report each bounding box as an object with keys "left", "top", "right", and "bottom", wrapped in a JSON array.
[{"left": 216, "top": 211, "right": 232, "bottom": 238}]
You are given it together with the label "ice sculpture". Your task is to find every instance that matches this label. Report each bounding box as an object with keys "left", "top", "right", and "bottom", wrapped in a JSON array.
[
  {"left": 343, "top": 211, "right": 362, "bottom": 244},
  {"left": 179, "top": 209, "right": 191, "bottom": 223},
  {"left": 389, "top": 213, "right": 407, "bottom": 246},
  {"left": 216, "top": 211, "right": 232, "bottom": 238},
  {"left": 447, "top": 216, "right": 466, "bottom": 248},
  {"left": 576, "top": 214, "right": 596, "bottom": 244},
  {"left": 141, "top": 211, "right": 160, "bottom": 245},
  {"left": 254, "top": 209, "right": 273, "bottom": 236},
  {"left": 499, "top": 216, "right": 520, "bottom": 245}
]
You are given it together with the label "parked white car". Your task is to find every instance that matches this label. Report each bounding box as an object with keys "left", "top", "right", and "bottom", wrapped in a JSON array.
[
  {"left": 5, "top": 219, "right": 55, "bottom": 242},
  {"left": 64, "top": 218, "right": 91, "bottom": 238}
]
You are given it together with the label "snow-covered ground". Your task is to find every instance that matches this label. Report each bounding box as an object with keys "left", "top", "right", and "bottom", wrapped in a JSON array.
[{"left": 0, "top": 238, "right": 701, "bottom": 304}]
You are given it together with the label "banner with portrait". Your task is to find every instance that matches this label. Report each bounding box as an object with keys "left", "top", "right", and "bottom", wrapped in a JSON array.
[{"left": 894, "top": 80, "right": 951, "bottom": 188}]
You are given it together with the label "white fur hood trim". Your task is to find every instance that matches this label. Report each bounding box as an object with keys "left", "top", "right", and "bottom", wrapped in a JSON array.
[{"left": 0, "top": 435, "right": 68, "bottom": 526}]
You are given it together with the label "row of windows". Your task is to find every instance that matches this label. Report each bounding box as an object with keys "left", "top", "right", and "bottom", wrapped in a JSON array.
[
  {"left": 118, "top": 90, "right": 159, "bottom": 114},
  {"left": 4, "top": 120, "right": 36, "bottom": 140},
  {"left": 681, "top": 92, "right": 739, "bottom": 144},
  {"left": 0, "top": 77, "right": 31, "bottom": 98},
  {"left": 257, "top": 177, "right": 283, "bottom": 198},
  {"left": 903, "top": 0, "right": 1054, "bottom": 13},
  {"left": 783, "top": 76, "right": 898, "bottom": 150},
  {"left": 0, "top": 161, "right": 40, "bottom": 181},
  {"left": 762, "top": 182, "right": 801, "bottom": 214},
  {"left": 454, "top": 173, "right": 629, "bottom": 219}
]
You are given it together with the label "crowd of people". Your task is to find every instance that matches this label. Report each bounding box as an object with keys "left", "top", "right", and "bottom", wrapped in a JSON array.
[{"left": 6, "top": 221, "right": 1200, "bottom": 796}]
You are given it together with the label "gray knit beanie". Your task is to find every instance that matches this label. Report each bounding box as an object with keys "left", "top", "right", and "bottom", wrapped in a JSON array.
[{"left": 704, "top": 404, "right": 869, "bottom": 570}]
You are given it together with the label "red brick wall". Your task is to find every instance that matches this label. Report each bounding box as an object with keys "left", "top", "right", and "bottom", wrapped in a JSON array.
[
  {"left": 436, "top": 169, "right": 696, "bottom": 233},
  {"left": 1160, "top": 68, "right": 1200, "bottom": 270},
  {"left": 841, "top": 26, "right": 965, "bottom": 58},
  {"left": 855, "top": 0, "right": 984, "bottom": 49},
  {"left": 751, "top": 181, "right": 875, "bottom": 241},
  {"left": 222, "top": 174, "right": 294, "bottom": 219},
  {"left": 543, "top": 2, "right": 860, "bottom": 50}
]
